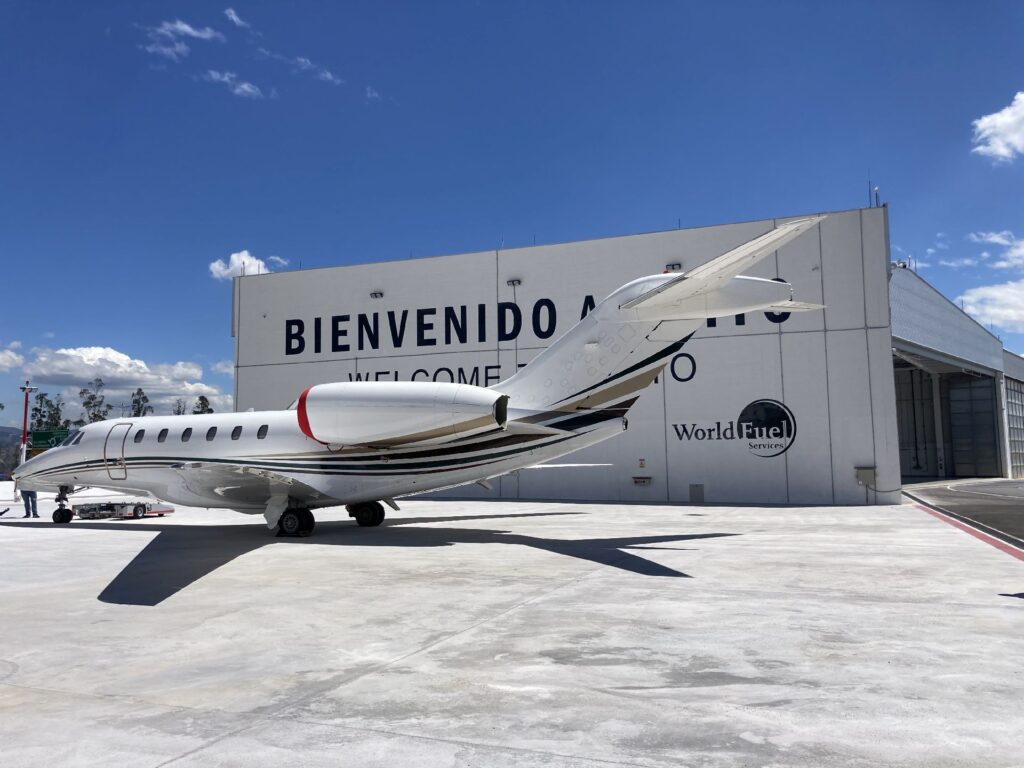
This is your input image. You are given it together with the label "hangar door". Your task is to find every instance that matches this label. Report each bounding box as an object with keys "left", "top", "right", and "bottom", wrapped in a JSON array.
[
  {"left": 947, "top": 374, "right": 1000, "bottom": 477},
  {"left": 1005, "top": 376, "right": 1024, "bottom": 478}
]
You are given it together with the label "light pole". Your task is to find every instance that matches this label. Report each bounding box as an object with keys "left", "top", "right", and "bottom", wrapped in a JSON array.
[{"left": 19, "top": 380, "right": 38, "bottom": 467}]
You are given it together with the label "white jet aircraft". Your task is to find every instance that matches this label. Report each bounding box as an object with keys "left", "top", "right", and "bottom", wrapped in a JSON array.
[{"left": 14, "top": 216, "right": 824, "bottom": 536}]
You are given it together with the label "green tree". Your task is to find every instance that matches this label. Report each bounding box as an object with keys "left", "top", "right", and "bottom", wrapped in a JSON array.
[
  {"left": 192, "top": 395, "right": 214, "bottom": 414},
  {"left": 30, "top": 392, "right": 70, "bottom": 430},
  {"left": 78, "top": 377, "right": 113, "bottom": 424},
  {"left": 172, "top": 398, "right": 187, "bottom": 415},
  {"left": 130, "top": 388, "right": 154, "bottom": 417}
]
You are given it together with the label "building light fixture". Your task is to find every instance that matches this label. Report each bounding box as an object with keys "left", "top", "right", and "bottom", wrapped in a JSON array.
[{"left": 370, "top": 291, "right": 384, "bottom": 299}]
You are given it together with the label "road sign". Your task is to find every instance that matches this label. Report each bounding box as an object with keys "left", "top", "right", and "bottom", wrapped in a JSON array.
[{"left": 31, "top": 429, "right": 70, "bottom": 451}]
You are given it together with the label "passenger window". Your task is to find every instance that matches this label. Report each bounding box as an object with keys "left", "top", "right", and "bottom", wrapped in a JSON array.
[
  {"left": 133, "top": 430, "right": 145, "bottom": 443},
  {"left": 206, "top": 427, "right": 217, "bottom": 441},
  {"left": 182, "top": 428, "right": 192, "bottom": 443},
  {"left": 231, "top": 426, "right": 242, "bottom": 440},
  {"left": 257, "top": 425, "right": 269, "bottom": 439},
  {"left": 72, "top": 432, "right": 84, "bottom": 446},
  {"left": 158, "top": 429, "right": 168, "bottom": 443}
]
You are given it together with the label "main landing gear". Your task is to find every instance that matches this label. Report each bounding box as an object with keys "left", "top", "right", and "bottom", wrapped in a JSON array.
[
  {"left": 52, "top": 485, "right": 73, "bottom": 524},
  {"left": 277, "top": 508, "right": 315, "bottom": 537},
  {"left": 346, "top": 501, "right": 385, "bottom": 527}
]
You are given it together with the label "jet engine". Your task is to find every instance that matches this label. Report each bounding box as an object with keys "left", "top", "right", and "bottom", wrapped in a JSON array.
[{"left": 296, "top": 381, "right": 510, "bottom": 447}]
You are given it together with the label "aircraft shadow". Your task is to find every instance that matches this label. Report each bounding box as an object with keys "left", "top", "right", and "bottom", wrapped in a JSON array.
[{"left": 0, "top": 512, "right": 738, "bottom": 606}]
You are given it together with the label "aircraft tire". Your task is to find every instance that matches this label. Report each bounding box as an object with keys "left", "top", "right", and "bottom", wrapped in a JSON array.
[
  {"left": 277, "top": 509, "right": 303, "bottom": 537},
  {"left": 298, "top": 509, "right": 315, "bottom": 535},
  {"left": 370, "top": 501, "right": 386, "bottom": 526},
  {"left": 349, "top": 502, "right": 384, "bottom": 527},
  {"left": 133, "top": 504, "right": 145, "bottom": 519},
  {"left": 52, "top": 509, "right": 72, "bottom": 524}
]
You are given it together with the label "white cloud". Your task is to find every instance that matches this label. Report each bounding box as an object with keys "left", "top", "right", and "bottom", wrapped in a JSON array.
[
  {"left": 212, "top": 360, "right": 235, "bottom": 376},
  {"left": 968, "top": 230, "right": 1015, "bottom": 247},
  {"left": 267, "top": 255, "right": 289, "bottom": 267},
  {"left": 7, "top": 341, "right": 22, "bottom": 350},
  {"left": 42, "top": 331, "right": 55, "bottom": 339},
  {"left": 140, "top": 18, "right": 225, "bottom": 61},
  {"left": 224, "top": 8, "right": 249, "bottom": 28},
  {"left": 143, "top": 40, "right": 190, "bottom": 61},
  {"left": 939, "top": 257, "right": 978, "bottom": 269},
  {"left": 0, "top": 347, "right": 24, "bottom": 373},
  {"left": 21, "top": 346, "right": 231, "bottom": 414},
  {"left": 257, "top": 47, "right": 343, "bottom": 88},
  {"left": 155, "top": 20, "right": 224, "bottom": 41},
  {"left": 203, "top": 70, "right": 264, "bottom": 99},
  {"left": 318, "top": 69, "right": 344, "bottom": 85},
  {"left": 971, "top": 92, "right": 1024, "bottom": 163},
  {"left": 366, "top": 85, "right": 381, "bottom": 101},
  {"left": 926, "top": 247, "right": 936, "bottom": 255},
  {"left": 958, "top": 280, "right": 1024, "bottom": 333},
  {"left": 209, "top": 249, "right": 273, "bottom": 280}
]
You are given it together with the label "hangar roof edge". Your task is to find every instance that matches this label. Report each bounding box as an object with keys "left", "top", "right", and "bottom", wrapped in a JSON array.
[{"left": 233, "top": 205, "right": 885, "bottom": 279}]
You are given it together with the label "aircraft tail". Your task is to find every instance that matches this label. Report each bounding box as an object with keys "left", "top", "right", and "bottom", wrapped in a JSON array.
[{"left": 496, "top": 216, "right": 825, "bottom": 414}]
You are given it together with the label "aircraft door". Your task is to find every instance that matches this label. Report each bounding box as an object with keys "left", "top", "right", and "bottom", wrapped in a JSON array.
[{"left": 104, "top": 423, "right": 132, "bottom": 480}]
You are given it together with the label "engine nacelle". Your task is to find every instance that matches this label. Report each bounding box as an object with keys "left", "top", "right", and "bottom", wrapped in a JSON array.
[{"left": 296, "top": 381, "right": 510, "bottom": 447}]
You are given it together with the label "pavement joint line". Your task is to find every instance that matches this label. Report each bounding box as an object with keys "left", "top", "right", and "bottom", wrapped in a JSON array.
[
  {"left": 155, "top": 555, "right": 630, "bottom": 767},
  {"left": 905, "top": 494, "right": 1024, "bottom": 563},
  {"left": 284, "top": 716, "right": 654, "bottom": 768}
]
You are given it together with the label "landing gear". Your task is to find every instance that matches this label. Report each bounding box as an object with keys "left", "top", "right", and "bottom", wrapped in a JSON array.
[
  {"left": 51, "top": 508, "right": 73, "bottom": 524},
  {"left": 347, "top": 501, "right": 385, "bottom": 527},
  {"left": 277, "top": 508, "right": 315, "bottom": 537},
  {"left": 52, "top": 486, "right": 72, "bottom": 524}
]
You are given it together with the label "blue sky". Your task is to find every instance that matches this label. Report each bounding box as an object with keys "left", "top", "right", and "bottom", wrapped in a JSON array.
[{"left": 1, "top": 1, "right": 1023, "bottom": 426}]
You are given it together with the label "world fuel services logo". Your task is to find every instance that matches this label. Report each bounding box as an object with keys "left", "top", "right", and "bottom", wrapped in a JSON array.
[{"left": 671, "top": 399, "right": 796, "bottom": 457}]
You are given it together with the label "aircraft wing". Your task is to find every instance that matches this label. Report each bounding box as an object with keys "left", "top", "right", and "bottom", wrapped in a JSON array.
[
  {"left": 620, "top": 216, "right": 826, "bottom": 310},
  {"left": 170, "top": 461, "right": 327, "bottom": 509}
]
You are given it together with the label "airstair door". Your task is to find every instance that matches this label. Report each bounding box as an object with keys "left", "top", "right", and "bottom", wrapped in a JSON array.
[{"left": 104, "top": 423, "right": 132, "bottom": 480}]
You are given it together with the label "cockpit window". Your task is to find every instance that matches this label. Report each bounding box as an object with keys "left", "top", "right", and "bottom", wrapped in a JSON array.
[
  {"left": 71, "top": 432, "right": 84, "bottom": 446},
  {"left": 59, "top": 433, "right": 75, "bottom": 447},
  {"left": 133, "top": 429, "right": 145, "bottom": 444}
]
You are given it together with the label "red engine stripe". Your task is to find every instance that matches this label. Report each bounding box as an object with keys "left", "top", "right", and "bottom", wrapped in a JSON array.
[{"left": 296, "top": 386, "right": 318, "bottom": 442}]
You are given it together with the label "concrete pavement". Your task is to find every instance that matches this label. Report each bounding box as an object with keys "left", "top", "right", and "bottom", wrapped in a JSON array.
[{"left": 0, "top": 488, "right": 1021, "bottom": 767}]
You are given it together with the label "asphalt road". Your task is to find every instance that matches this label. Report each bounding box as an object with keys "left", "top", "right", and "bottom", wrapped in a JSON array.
[{"left": 904, "top": 479, "right": 1024, "bottom": 545}]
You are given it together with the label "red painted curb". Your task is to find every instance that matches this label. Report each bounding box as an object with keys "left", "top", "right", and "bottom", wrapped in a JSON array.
[{"left": 912, "top": 502, "right": 1024, "bottom": 563}]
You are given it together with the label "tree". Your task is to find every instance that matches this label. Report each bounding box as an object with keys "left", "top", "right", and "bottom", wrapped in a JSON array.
[
  {"left": 192, "top": 395, "right": 214, "bottom": 414},
  {"left": 130, "top": 388, "right": 154, "bottom": 417},
  {"left": 78, "top": 377, "right": 113, "bottom": 424},
  {"left": 30, "top": 392, "right": 70, "bottom": 431},
  {"left": 172, "top": 398, "right": 188, "bottom": 415}
]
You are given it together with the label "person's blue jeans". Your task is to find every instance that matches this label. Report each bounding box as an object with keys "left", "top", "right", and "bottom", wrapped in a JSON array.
[{"left": 21, "top": 491, "right": 37, "bottom": 517}]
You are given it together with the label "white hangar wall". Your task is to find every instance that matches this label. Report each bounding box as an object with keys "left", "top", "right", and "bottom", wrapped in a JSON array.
[{"left": 233, "top": 207, "right": 901, "bottom": 505}]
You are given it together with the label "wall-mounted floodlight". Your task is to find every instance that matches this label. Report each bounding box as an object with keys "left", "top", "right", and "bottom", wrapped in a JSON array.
[
  {"left": 665, "top": 263, "right": 682, "bottom": 272},
  {"left": 370, "top": 291, "right": 384, "bottom": 299},
  {"left": 506, "top": 279, "right": 522, "bottom": 287}
]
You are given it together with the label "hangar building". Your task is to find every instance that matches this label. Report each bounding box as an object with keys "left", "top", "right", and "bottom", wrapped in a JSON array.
[{"left": 231, "top": 207, "right": 1024, "bottom": 506}]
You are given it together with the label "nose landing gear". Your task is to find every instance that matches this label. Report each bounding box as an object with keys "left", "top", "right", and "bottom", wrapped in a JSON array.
[{"left": 52, "top": 486, "right": 73, "bottom": 524}]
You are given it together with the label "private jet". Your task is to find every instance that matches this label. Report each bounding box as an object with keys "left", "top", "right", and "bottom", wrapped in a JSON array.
[{"left": 14, "top": 216, "right": 825, "bottom": 536}]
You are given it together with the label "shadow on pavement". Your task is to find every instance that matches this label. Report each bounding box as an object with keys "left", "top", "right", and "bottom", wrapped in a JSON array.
[{"left": 0, "top": 511, "right": 738, "bottom": 606}]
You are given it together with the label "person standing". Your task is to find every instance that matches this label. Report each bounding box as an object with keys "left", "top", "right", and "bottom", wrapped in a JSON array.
[{"left": 21, "top": 489, "right": 38, "bottom": 518}]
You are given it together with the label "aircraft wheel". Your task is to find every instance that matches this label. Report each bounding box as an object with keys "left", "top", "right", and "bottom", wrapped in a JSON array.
[
  {"left": 52, "top": 509, "right": 72, "bottom": 524},
  {"left": 370, "top": 501, "right": 385, "bottom": 526},
  {"left": 278, "top": 509, "right": 303, "bottom": 537},
  {"left": 348, "top": 502, "right": 385, "bottom": 527},
  {"left": 132, "top": 504, "right": 145, "bottom": 519},
  {"left": 278, "top": 508, "right": 314, "bottom": 537}
]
